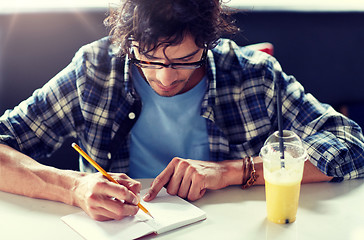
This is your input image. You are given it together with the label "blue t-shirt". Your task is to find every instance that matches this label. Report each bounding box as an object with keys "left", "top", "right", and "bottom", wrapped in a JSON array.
[{"left": 128, "top": 66, "right": 209, "bottom": 178}]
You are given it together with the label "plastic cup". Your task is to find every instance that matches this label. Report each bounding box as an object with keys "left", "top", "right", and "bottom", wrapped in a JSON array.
[{"left": 260, "top": 130, "right": 307, "bottom": 224}]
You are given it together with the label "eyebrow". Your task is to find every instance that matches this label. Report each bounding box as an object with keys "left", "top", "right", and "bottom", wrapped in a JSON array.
[{"left": 143, "top": 48, "right": 201, "bottom": 61}]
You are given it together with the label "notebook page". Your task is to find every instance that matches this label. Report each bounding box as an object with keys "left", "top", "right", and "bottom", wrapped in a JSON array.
[
  {"left": 62, "top": 211, "right": 155, "bottom": 240},
  {"left": 140, "top": 188, "right": 206, "bottom": 234},
  {"left": 62, "top": 187, "right": 206, "bottom": 239}
]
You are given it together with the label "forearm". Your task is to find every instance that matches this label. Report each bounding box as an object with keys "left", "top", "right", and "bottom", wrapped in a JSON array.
[
  {"left": 301, "top": 160, "right": 333, "bottom": 183},
  {"left": 0, "top": 144, "right": 83, "bottom": 206}
]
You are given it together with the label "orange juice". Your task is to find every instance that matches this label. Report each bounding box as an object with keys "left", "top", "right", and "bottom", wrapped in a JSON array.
[
  {"left": 260, "top": 131, "right": 307, "bottom": 224},
  {"left": 262, "top": 150, "right": 305, "bottom": 224},
  {"left": 265, "top": 179, "right": 301, "bottom": 224}
]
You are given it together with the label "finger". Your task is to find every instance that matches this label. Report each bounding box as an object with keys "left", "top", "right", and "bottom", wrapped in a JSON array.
[
  {"left": 101, "top": 182, "right": 139, "bottom": 206},
  {"left": 143, "top": 176, "right": 168, "bottom": 202},
  {"left": 89, "top": 199, "right": 139, "bottom": 221},
  {"left": 177, "top": 175, "right": 192, "bottom": 199},
  {"left": 143, "top": 160, "right": 177, "bottom": 201},
  {"left": 113, "top": 174, "right": 142, "bottom": 194},
  {"left": 187, "top": 174, "right": 206, "bottom": 201},
  {"left": 166, "top": 159, "right": 190, "bottom": 196},
  {"left": 88, "top": 208, "right": 115, "bottom": 222},
  {"left": 178, "top": 162, "right": 195, "bottom": 198},
  {"left": 91, "top": 214, "right": 113, "bottom": 222},
  {"left": 105, "top": 198, "right": 140, "bottom": 220},
  {"left": 82, "top": 192, "right": 122, "bottom": 221}
]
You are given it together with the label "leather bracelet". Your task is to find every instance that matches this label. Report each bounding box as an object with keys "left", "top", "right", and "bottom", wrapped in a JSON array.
[{"left": 242, "top": 156, "right": 259, "bottom": 189}]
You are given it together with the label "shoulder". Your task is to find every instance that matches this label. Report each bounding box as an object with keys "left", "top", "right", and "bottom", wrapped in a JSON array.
[
  {"left": 69, "top": 38, "right": 126, "bottom": 106},
  {"left": 72, "top": 37, "right": 123, "bottom": 70},
  {"left": 210, "top": 38, "right": 281, "bottom": 76},
  {"left": 70, "top": 37, "right": 125, "bottom": 87}
]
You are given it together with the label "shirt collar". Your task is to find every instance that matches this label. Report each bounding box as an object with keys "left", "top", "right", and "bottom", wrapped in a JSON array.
[{"left": 201, "top": 49, "right": 217, "bottom": 122}]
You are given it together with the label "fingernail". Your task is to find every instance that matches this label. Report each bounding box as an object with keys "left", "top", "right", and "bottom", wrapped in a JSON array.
[
  {"left": 133, "top": 198, "right": 138, "bottom": 205},
  {"left": 143, "top": 193, "right": 150, "bottom": 201}
]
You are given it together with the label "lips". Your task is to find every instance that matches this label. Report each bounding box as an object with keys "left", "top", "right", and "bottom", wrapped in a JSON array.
[
  {"left": 157, "top": 84, "right": 178, "bottom": 92},
  {"left": 154, "top": 80, "right": 183, "bottom": 91}
]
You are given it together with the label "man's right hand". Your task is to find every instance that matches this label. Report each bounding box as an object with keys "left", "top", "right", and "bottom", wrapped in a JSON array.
[
  {"left": 72, "top": 172, "right": 141, "bottom": 221},
  {"left": 0, "top": 144, "right": 142, "bottom": 221}
]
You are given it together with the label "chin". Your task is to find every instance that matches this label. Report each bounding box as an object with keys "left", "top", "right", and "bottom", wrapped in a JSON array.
[
  {"left": 154, "top": 86, "right": 184, "bottom": 97},
  {"left": 156, "top": 91, "right": 179, "bottom": 97}
]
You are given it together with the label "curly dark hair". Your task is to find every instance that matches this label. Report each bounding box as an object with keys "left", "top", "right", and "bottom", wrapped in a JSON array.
[{"left": 104, "top": 0, "right": 238, "bottom": 56}]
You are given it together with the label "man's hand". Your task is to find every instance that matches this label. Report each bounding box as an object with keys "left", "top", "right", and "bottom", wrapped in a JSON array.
[
  {"left": 143, "top": 157, "right": 235, "bottom": 202},
  {"left": 72, "top": 172, "right": 141, "bottom": 221}
]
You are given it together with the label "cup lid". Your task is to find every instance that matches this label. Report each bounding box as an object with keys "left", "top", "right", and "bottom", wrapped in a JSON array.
[{"left": 264, "top": 130, "right": 303, "bottom": 147}]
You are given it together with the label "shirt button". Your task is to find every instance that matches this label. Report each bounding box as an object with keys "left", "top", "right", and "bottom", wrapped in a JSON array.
[
  {"left": 128, "top": 112, "right": 136, "bottom": 120},
  {"left": 107, "top": 152, "right": 112, "bottom": 159}
]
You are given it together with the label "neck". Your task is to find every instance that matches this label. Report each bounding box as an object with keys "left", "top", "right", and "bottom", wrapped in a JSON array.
[{"left": 180, "top": 66, "right": 206, "bottom": 94}]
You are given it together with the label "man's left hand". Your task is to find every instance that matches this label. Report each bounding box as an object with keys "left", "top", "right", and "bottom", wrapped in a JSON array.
[{"left": 143, "top": 157, "right": 230, "bottom": 202}]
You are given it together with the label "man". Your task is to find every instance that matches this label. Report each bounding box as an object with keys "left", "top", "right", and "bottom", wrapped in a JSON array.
[{"left": 0, "top": 0, "right": 363, "bottom": 221}]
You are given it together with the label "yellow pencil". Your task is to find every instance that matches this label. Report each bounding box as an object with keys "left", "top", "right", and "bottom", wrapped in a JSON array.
[{"left": 71, "top": 143, "right": 153, "bottom": 218}]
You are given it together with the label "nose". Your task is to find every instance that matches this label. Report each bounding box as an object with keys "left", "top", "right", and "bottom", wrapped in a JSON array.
[{"left": 156, "top": 67, "right": 178, "bottom": 86}]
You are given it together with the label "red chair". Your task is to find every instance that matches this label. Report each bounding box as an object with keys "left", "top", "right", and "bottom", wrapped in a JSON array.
[{"left": 246, "top": 42, "right": 274, "bottom": 56}]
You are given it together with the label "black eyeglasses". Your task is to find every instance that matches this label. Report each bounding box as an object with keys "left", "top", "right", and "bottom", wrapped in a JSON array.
[{"left": 128, "top": 48, "right": 207, "bottom": 70}]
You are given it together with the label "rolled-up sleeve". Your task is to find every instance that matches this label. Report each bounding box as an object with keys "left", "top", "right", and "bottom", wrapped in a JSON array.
[{"left": 279, "top": 70, "right": 364, "bottom": 181}]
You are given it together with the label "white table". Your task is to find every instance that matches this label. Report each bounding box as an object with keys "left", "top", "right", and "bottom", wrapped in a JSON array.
[{"left": 1, "top": 179, "right": 363, "bottom": 240}]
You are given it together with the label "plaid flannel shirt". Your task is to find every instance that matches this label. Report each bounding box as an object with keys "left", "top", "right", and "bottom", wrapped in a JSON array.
[{"left": 1, "top": 37, "right": 364, "bottom": 181}]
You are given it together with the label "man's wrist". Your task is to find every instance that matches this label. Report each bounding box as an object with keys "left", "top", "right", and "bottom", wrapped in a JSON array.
[
  {"left": 252, "top": 157, "right": 264, "bottom": 185},
  {"left": 68, "top": 170, "right": 88, "bottom": 207},
  {"left": 220, "top": 159, "right": 246, "bottom": 187},
  {"left": 221, "top": 157, "right": 264, "bottom": 187}
]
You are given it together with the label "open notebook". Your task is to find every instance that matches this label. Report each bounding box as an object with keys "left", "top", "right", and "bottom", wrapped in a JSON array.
[{"left": 62, "top": 188, "right": 206, "bottom": 239}]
